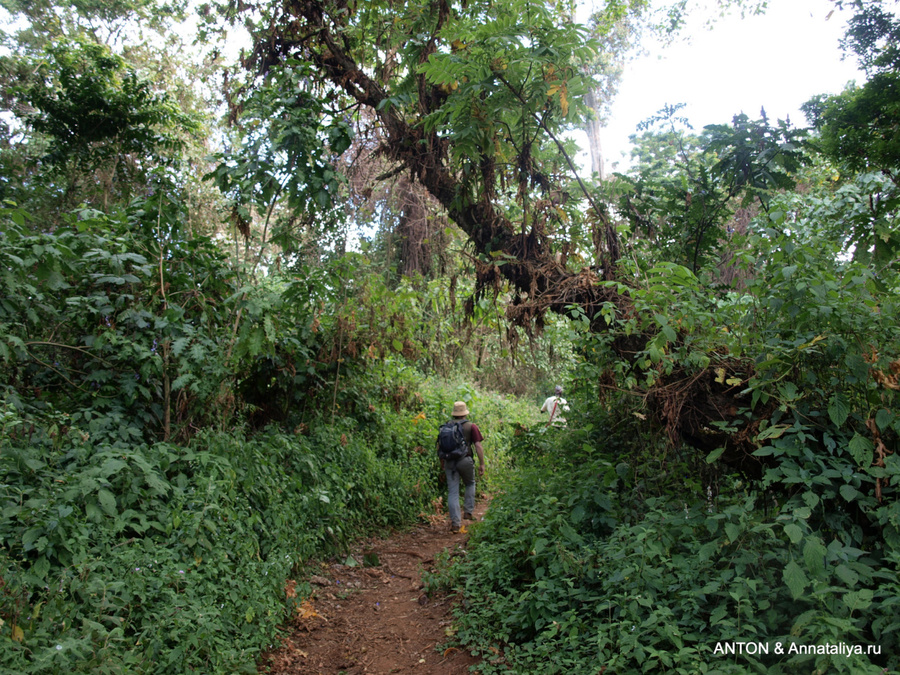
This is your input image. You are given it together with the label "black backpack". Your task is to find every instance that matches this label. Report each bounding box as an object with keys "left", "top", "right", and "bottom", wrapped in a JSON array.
[{"left": 437, "top": 420, "right": 470, "bottom": 462}]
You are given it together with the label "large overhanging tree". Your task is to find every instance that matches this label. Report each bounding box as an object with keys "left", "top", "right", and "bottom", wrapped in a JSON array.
[
  {"left": 217, "top": 0, "right": 791, "bottom": 474},
  {"left": 229, "top": 0, "right": 677, "bottom": 313}
]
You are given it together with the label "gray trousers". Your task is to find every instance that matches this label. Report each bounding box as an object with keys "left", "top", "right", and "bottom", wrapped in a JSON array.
[{"left": 445, "top": 455, "right": 476, "bottom": 527}]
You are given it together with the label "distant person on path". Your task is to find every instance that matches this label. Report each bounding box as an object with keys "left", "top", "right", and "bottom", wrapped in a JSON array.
[
  {"left": 540, "top": 385, "right": 570, "bottom": 427},
  {"left": 436, "top": 401, "right": 485, "bottom": 533}
]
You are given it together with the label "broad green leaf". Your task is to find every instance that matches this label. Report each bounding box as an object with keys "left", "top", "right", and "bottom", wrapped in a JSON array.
[
  {"left": 100, "top": 458, "right": 128, "bottom": 477},
  {"left": 783, "top": 560, "right": 809, "bottom": 599},
  {"left": 94, "top": 275, "right": 127, "bottom": 285},
  {"left": 777, "top": 381, "right": 799, "bottom": 401},
  {"left": 839, "top": 484, "right": 860, "bottom": 502},
  {"left": 793, "top": 507, "right": 811, "bottom": 520},
  {"left": 724, "top": 522, "right": 741, "bottom": 543},
  {"left": 705, "top": 447, "right": 725, "bottom": 463},
  {"left": 22, "top": 527, "right": 43, "bottom": 551},
  {"left": 570, "top": 505, "right": 586, "bottom": 524},
  {"left": 709, "top": 605, "right": 728, "bottom": 624},
  {"left": 827, "top": 393, "right": 850, "bottom": 427},
  {"left": 843, "top": 589, "right": 873, "bottom": 612},
  {"left": 757, "top": 424, "right": 790, "bottom": 440},
  {"left": 783, "top": 523, "right": 803, "bottom": 544},
  {"left": 247, "top": 326, "right": 265, "bottom": 356},
  {"left": 85, "top": 503, "right": 101, "bottom": 521},
  {"left": 24, "top": 457, "right": 46, "bottom": 470},
  {"left": 803, "top": 537, "right": 827, "bottom": 577},
  {"left": 835, "top": 564, "right": 859, "bottom": 587},
  {"left": 32, "top": 557, "right": 50, "bottom": 582},
  {"left": 875, "top": 408, "right": 893, "bottom": 431},
  {"left": 848, "top": 433, "right": 874, "bottom": 466},
  {"left": 98, "top": 488, "right": 118, "bottom": 517}
]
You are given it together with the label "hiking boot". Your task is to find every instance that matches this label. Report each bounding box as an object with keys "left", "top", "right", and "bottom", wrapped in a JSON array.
[
  {"left": 464, "top": 512, "right": 474, "bottom": 520},
  {"left": 450, "top": 522, "right": 461, "bottom": 532}
]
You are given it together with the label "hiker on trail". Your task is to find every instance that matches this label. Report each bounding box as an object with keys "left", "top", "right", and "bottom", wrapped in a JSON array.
[
  {"left": 436, "top": 401, "right": 485, "bottom": 533},
  {"left": 540, "top": 385, "right": 570, "bottom": 427}
]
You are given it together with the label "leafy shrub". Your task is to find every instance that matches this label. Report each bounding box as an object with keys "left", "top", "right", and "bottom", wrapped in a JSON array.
[
  {"left": 0, "top": 397, "right": 444, "bottom": 674},
  {"left": 0, "top": 205, "right": 239, "bottom": 441},
  {"left": 440, "top": 225, "right": 899, "bottom": 674},
  {"left": 445, "top": 420, "right": 897, "bottom": 674}
]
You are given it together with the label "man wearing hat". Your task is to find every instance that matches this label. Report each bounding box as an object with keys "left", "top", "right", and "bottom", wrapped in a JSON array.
[{"left": 439, "top": 401, "right": 485, "bottom": 532}]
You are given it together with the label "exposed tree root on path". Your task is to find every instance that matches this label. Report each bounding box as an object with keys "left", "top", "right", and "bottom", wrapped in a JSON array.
[{"left": 259, "top": 500, "right": 488, "bottom": 674}]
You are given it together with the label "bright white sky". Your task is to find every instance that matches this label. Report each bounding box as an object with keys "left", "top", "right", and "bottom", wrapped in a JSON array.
[{"left": 592, "top": 0, "right": 865, "bottom": 172}]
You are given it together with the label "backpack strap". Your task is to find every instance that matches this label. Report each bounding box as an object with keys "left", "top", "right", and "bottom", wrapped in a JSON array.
[
  {"left": 547, "top": 399, "right": 558, "bottom": 426},
  {"left": 460, "top": 420, "right": 474, "bottom": 456}
]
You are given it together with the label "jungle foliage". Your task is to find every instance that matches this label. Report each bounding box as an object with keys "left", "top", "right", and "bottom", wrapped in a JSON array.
[
  {"left": 1, "top": 0, "right": 899, "bottom": 673},
  {"left": 0, "top": 162, "right": 551, "bottom": 674},
  {"left": 0, "top": 194, "right": 539, "bottom": 672},
  {"left": 434, "top": 222, "right": 899, "bottom": 673},
  {"left": 420, "top": 1, "right": 900, "bottom": 671}
]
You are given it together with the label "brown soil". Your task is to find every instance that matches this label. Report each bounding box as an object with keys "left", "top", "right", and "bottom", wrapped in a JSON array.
[{"left": 260, "top": 499, "right": 488, "bottom": 675}]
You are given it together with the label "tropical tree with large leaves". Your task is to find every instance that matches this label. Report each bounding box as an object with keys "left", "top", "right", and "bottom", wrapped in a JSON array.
[
  {"left": 0, "top": 0, "right": 230, "bottom": 232},
  {"left": 14, "top": 39, "right": 199, "bottom": 211},
  {"left": 803, "top": 0, "right": 900, "bottom": 270},
  {"left": 209, "top": 0, "right": 788, "bottom": 465}
]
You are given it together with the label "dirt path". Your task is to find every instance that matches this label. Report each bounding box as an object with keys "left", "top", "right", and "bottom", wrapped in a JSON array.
[{"left": 259, "top": 499, "right": 488, "bottom": 675}]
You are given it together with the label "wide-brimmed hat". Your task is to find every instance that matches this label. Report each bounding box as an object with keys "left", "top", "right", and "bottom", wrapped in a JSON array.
[{"left": 451, "top": 401, "right": 470, "bottom": 417}]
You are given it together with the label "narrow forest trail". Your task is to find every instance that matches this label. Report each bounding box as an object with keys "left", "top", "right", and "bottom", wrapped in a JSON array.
[{"left": 259, "top": 499, "right": 489, "bottom": 675}]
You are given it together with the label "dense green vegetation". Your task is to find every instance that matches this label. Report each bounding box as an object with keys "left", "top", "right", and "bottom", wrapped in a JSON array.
[
  {"left": 1, "top": 359, "right": 530, "bottom": 673},
  {"left": 434, "top": 226, "right": 899, "bottom": 673},
  {"left": 1, "top": 0, "right": 899, "bottom": 673},
  {"left": 0, "top": 203, "right": 539, "bottom": 672}
]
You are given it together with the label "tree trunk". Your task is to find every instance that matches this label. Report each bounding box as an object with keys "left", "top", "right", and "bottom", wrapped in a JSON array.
[
  {"left": 398, "top": 175, "right": 431, "bottom": 278},
  {"left": 584, "top": 88, "right": 606, "bottom": 181}
]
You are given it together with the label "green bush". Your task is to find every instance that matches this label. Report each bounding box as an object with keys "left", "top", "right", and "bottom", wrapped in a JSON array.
[
  {"left": 0, "top": 400, "right": 442, "bottom": 674},
  {"left": 440, "top": 383, "right": 898, "bottom": 675},
  {"left": 433, "top": 219, "right": 900, "bottom": 674}
]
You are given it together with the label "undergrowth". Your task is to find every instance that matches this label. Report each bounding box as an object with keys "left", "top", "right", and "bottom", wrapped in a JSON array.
[
  {"left": 0, "top": 424, "right": 419, "bottom": 672},
  {"left": 437, "top": 411, "right": 900, "bottom": 675},
  {"left": 0, "top": 366, "right": 532, "bottom": 674}
]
